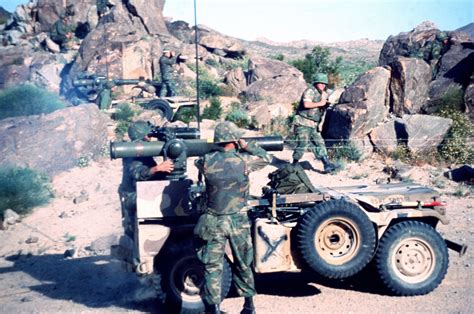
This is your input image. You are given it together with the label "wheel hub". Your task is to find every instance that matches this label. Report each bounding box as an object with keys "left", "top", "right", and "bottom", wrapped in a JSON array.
[
  {"left": 315, "top": 218, "right": 360, "bottom": 265},
  {"left": 393, "top": 238, "right": 435, "bottom": 283}
]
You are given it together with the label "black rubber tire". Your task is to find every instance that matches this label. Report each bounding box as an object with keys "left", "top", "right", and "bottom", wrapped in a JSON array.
[
  {"left": 375, "top": 221, "right": 449, "bottom": 296},
  {"left": 296, "top": 199, "right": 376, "bottom": 279},
  {"left": 145, "top": 99, "right": 173, "bottom": 121},
  {"left": 157, "top": 240, "right": 232, "bottom": 313}
]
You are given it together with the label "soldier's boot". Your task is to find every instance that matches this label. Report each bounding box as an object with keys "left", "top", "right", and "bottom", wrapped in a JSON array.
[
  {"left": 321, "top": 156, "right": 338, "bottom": 173},
  {"left": 240, "top": 297, "right": 256, "bottom": 314},
  {"left": 205, "top": 303, "right": 225, "bottom": 314}
]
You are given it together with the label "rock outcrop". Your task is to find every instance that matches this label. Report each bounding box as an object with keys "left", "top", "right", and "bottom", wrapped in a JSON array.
[
  {"left": 0, "top": 104, "right": 110, "bottom": 176},
  {"left": 390, "top": 57, "right": 431, "bottom": 116}
]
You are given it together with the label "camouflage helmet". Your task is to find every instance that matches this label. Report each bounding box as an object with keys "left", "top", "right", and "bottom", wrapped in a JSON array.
[
  {"left": 436, "top": 31, "right": 449, "bottom": 41},
  {"left": 312, "top": 73, "right": 329, "bottom": 85},
  {"left": 213, "top": 121, "right": 244, "bottom": 144},
  {"left": 128, "top": 121, "right": 152, "bottom": 141}
]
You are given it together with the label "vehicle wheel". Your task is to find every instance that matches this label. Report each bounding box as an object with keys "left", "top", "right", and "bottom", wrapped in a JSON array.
[
  {"left": 296, "top": 199, "right": 376, "bottom": 279},
  {"left": 375, "top": 221, "right": 449, "bottom": 296},
  {"left": 157, "top": 241, "right": 232, "bottom": 313},
  {"left": 145, "top": 99, "right": 173, "bottom": 121}
]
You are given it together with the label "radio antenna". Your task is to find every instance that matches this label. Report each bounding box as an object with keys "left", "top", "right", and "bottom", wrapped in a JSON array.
[{"left": 194, "top": 0, "right": 201, "bottom": 130}]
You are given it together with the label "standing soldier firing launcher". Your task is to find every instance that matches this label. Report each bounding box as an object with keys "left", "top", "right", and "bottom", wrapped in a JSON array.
[
  {"left": 292, "top": 73, "right": 338, "bottom": 173},
  {"left": 194, "top": 121, "right": 273, "bottom": 314}
]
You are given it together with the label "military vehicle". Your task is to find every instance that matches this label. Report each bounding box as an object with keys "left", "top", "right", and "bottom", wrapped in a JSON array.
[
  {"left": 110, "top": 128, "right": 467, "bottom": 313},
  {"left": 72, "top": 74, "right": 197, "bottom": 120}
]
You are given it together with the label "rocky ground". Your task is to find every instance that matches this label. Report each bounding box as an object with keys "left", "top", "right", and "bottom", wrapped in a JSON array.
[{"left": 0, "top": 132, "right": 473, "bottom": 313}]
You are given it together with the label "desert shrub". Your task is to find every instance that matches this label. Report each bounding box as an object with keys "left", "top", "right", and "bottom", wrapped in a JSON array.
[
  {"left": 262, "top": 115, "right": 295, "bottom": 138},
  {"left": 328, "top": 142, "right": 362, "bottom": 162},
  {"left": 225, "top": 102, "right": 249, "bottom": 128},
  {"left": 201, "top": 97, "right": 223, "bottom": 121},
  {"left": 271, "top": 54, "right": 285, "bottom": 61},
  {"left": 112, "top": 103, "right": 135, "bottom": 121},
  {"left": 339, "top": 59, "right": 376, "bottom": 86},
  {"left": 199, "top": 78, "right": 223, "bottom": 99},
  {"left": 291, "top": 45, "right": 343, "bottom": 88},
  {"left": 115, "top": 120, "right": 131, "bottom": 140},
  {"left": 175, "top": 107, "right": 197, "bottom": 125},
  {"left": 434, "top": 89, "right": 473, "bottom": 164},
  {"left": 205, "top": 58, "right": 219, "bottom": 67},
  {"left": 0, "top": 84, "right": 66, "bottom": 120},
  {"left": 0, "top": 166, "right": 53, "bottom": 218}
]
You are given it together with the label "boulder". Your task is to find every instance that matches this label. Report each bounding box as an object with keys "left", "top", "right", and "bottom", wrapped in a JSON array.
[
  {"left": 390, "top": 57, "right": 431, "bottom": 116},
  {"left": 426, "top": 40, "right": 474, "bottom": 113},
  {"left": 465, "top": 81, "right": 474, "bottom": 123},
  {"left": 167, "top": 20, "right": 194, "bottom": 43},
  {"left": 196, "top": 25, "right": 245, "bottom": 58},
  {"left": 250, "top": 56, "right": 304, "bottom": 82},
  {"left": 402, "top": 114, "right": 452, "bottom": 154},
  {"left": 126, "top": 0, "right": 168, "bottom": 36},
  {"left": 369, "top": 117, "right": 405, "bottom": 155},
  {"left": 324, "top": 67, "right": 391, "bottom": 140},
  {"left": 243, "top": 75, "right": 307, "bottom": 106},
  {"left": 0, "top": 104, "right": 110, "bottom": 176},
  {"left": 247, "top": 101, "right": 272, "bottom": 128},
  {"left": 223, "top": 67, "right": 246, "bottom": 96},
  {"left": 379, "top": 21, "right": 439, "bottom": 66}
]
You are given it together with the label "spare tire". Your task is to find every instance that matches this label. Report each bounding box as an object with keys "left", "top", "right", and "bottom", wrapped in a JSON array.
[
  {"left": 144, "top": 99, "right": 173, "bottom": 121},
  {"left": 296, "top": 199, "right": 376, "bottom": 279}
]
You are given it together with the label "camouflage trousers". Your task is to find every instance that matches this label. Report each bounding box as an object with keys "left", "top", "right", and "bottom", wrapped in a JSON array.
[
  {"left": 119, "top": 190, "right": 136, "bottom": 239},
  {"left": 195, "top": 212, "right": 256, "bottom": 305},
  {"left": 292, "top": 125, "right": 328, "bottom": 162},
  {"left": 159, "top": 80, "right": 175, "bottom": 97}
]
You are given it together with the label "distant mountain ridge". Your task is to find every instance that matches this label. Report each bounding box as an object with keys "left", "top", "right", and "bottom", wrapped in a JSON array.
[{"left": 455, "top": 22, "right": 474, "bottom": 40}]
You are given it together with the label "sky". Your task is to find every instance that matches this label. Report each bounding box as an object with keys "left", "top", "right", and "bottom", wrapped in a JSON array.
[{"left": 1, "top": 0, "right": 472, "bottom": 42}]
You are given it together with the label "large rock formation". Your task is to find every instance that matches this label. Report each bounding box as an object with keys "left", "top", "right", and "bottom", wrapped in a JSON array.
[
  {"left": 390, "top": 57, "right": 431, "bottom": 116},
  {"left": 324, "top": 67, "right": 391, "bottom": 140},
  {"left": 402, "top": 114, "right": 452, "bottom": 154},
  {"left": 0, "top": 104, "right": 110, "bottom": 176}
]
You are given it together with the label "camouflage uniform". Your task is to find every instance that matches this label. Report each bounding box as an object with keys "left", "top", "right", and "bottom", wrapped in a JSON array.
[
  {"left": 159, "top": 52, "right": 179, "bottom": 97},
  {"left": 292, "top": 86, "right": 329, "bottom": 162},
  {"left": 49, "top": 16, "right": 75, "bottom": 50},
  {"left": 118, "top": 122, "right": 165, "bottom": 237},
  {"left": 408, "top": 31, "right": 450, "bottom": 78},
  {"left": 194, "top": 122, "right": 271, "bottom": 308}
]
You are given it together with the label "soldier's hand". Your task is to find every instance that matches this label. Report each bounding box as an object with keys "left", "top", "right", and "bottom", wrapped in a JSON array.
[
  {"left": 238, "top": 139, "right": 248, "bottom": 150},
  {"left": 321, "top": 91, "right": 329, "bottom": 101},
  {"left": 152, "top": 160, "right": 174, "bottom": 173}
]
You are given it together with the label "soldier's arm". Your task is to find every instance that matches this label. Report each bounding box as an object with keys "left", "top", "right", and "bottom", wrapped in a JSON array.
[
  {"left": 302, "top": 89, "right": 328, "bottom": 109},
  {"left": 129, "top": 160, "right": 155, "bottom": 181},
  {"left": 161, "top": 56, "right": 179, "bottom": 65},
  {"left": 239, "top": 140, "right": 273, "bottom": 172}
]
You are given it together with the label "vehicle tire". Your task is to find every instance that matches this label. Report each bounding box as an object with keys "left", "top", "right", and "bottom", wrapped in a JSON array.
[
  {"left": 157, "top": 240, "right": 232, "bottom": 313},
  {"left": 375, "top": 220, "right": 449, "bottom": 296},
  {"left": 296, "top": 199, "right": 376, "bottom": 279},
  {"left": 145, "top": 99, "right": 173, "bottom": 121}
]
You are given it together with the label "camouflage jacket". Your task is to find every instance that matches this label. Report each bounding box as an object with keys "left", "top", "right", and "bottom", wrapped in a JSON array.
[
  {"left": 294, "top": 86, "right": 326, "bottom": 128},
  {"left": 159, "top": 55, "right": 178, "bottom": 81},
  {"left": 119, "top": 156, "right": 163, "bottom": 193},
  {"left": 50, "top": 19, "right": 75, "bottom": 42},
  {"left": 195, "top": 141, "right": 272, "bottom": 215}
]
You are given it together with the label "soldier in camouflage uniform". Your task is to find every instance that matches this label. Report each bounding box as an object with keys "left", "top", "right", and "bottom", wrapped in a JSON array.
[
  {"left": 49, "top": 13, "right": 76, "bottom": 51},
  {"left": 194, "top": 121, "right": 272, "bottom": 314},
  {"left": 292, "top": 73, "right": 338, "bottom": 173},
  {"left": 119, "top": 121, "right": 174, "bottom": 239},
  {"left": 409, "top": 31, "right": 450, "bottom": 79},
  {"left": 159, "top": 49, "right": 180, "bottom": 97}
]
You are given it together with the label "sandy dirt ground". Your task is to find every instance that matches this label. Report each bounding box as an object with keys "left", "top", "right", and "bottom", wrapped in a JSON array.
[{"left": 0, "top": 141, "right": 472, "bottom": 313}]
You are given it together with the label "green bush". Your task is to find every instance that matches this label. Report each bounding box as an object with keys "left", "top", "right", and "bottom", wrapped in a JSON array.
[
  {"left": 0, "top": 84, "right": 66, "bottom": 120},
  {"left": 328, "top": 142, "right": 362, "bottom": 162},
  {"left": 225, "top": 103, "right": 250, "bottom": 128},
  {"left": 175, "top": 107, "right": 197, "bottom": 125},
  {"left": 115, "top": 120, "right": 131, "bottom": 140},
  {"left": 201, "top": 97, "right": 223, "bottom": 120},
  {"left": 432, "top": 88, "right": 473, "bottom": 164},
  {"left": 112, "top": 103, "right": 135, "bottom": 121},
  {"left": 291, "top": 45, "right": 342, "bottom": 88},
  {"left": 0, "top": 166, "right": 53, "bottom": 218},
  {"left": 199, "top": 78, "right": 223, "bottom": 99},
  {"left": 262, "top": 115, "right": 295, "bottom": 138},
  {"left": 205, "top": 58, "right": 219, "bottom": 67}
]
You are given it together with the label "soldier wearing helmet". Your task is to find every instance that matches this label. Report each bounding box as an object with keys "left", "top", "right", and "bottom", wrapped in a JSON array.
[
  {"left": 194, "top": 121, "right": 272, "bottom": 314},
  {"left": 409, "top": 31, "right": 451, "bottom": 78},
  {"left": 292, "top": 73, "right": 338, "bottom": 173},
  {"left": 118, "top": 121, "right": 174, "bottom": 241}
]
